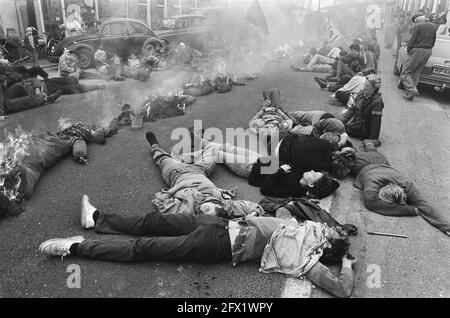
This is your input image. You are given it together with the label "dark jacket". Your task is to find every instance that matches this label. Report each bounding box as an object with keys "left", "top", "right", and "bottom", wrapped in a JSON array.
[
  {"left": 407, "top": 22, "right": 438, "bottom": 53},
  {"left": 249, "top": 160, "right": 308, "bottom": 198},
  {"left": 259, "top": 197, "right": 343, "bottom": 228},
  {"left": 278, "top": 134, "right": 335, "bottom": 173},
  {"left": 342, "top": 90, "right": 384, "bottom": 139}
]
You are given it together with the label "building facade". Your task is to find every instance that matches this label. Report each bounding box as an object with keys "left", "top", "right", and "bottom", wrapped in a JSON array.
[{"left": 0, "top": 0, "right": 217, "bottom": 39}]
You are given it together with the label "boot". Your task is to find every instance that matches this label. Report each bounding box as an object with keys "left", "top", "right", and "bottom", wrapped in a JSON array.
[
  {"left": 46, "top": 89, "right": 62, "bottom": 103},
  {"left": 314, "top": 77, "right": 327, "bottom": 89}
]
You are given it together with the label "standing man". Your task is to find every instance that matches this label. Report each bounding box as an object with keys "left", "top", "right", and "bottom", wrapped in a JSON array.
[
  {"left": 23, "top": 27, "right": 39, "bottom": 66},
  {"left": 400, "top": 15, "right": 438, "bottom": 101}
]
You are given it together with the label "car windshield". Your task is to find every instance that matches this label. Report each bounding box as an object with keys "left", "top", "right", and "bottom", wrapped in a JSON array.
[{"left": 158, "top": 18, "right": 176, "bottom": 30}]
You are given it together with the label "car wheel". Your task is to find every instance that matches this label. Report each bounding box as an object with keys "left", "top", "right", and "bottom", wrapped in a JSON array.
[{"left": 76, "top": 48, "right": 93, "bottom": 69}]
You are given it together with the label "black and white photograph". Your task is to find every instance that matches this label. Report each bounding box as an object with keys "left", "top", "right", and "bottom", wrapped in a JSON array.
[{"left": 0, "top": 0, "right": 449, "bottom": 303}]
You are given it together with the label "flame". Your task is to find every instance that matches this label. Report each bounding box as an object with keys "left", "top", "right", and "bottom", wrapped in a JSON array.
[
  {"left": 215, "top": 59, "right": 227, "bottom": 75},
  {"left": 0, "top": 126, "right": 32, "bottom": 201}
]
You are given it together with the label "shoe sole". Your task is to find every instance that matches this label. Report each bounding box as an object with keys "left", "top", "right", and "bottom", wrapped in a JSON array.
[{"left": 80, "top": 195, "right": 93, "bottom": 229}]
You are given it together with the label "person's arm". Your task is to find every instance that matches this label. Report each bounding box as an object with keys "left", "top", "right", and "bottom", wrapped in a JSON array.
[
  {"left": 362, "top": 182, "right": 417, "bottom": 216},
  {"left": 338, "top": 132, "right": 349, "bottom": 148},
  {"left": 407, "top": 184, "right": 450, "bottom": 235},
  {"left": 407, "top": 25, "right": 419, "bottom": 53},
  {"left": 306, "top": 258, "right": 355, "bottom": 298},
  {"left": 230, "top": 200, "right": 265, "bottom": 218}
]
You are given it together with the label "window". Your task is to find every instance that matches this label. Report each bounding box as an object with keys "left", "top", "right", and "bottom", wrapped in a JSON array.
[
  {"left": 191, "top": 18, "right": 204, "bottom": 27},
  {"left": 174, "top": 19, "right": 186, "bottom": 29},
  {"left": 127, "top": 22, "right": 149, "bottom": 35},
  {"left": 101, "top": 22, "right": 127, "bottom": 36}
]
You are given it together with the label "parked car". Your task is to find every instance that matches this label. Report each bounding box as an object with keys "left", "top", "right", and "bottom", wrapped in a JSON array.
[
  {"left": 47, "top": 18, "right": 165, "bottom": 69},
  {"left": 154, "top": 14, "right": 213, "bottom": 51},
  {"left": 394, "top": 22, "right": 450, "bottom": 92}
]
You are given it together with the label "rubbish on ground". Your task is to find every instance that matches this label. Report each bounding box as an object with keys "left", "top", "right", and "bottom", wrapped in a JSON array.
[{"left": 367, "top": 231, "right": 407, "bottom": 238}]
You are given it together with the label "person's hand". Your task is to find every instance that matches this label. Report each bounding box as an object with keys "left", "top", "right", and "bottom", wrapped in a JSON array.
[
  {"left": 341, "top": 147, "right": 354, "bottom": 154},
  {"left": 342, "top": 254, "right": 357, "bottom": 269},
  {"left": 280, "top": 164, "right": 292, "bottom": 173},
  {"left": 249, "top": 211, "right": 259, "bottom": 217}
]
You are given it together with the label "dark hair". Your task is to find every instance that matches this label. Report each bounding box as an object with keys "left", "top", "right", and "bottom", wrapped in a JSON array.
[
  {"left": 350, "top": 60, "right": 361, "bottom": 73},
  {"left": 331, "top": 149, "right": 356, "bottom": 179},
  {"left": 308, "top": 172, "right": 340, "bottom": 199},
  {"left": 362, "top": 67, "right": 377, "bottom": 76},
  {"left": 349, "top": 43, "right": 360, "bottom": 52},
  {"left": 320, "top": 237, "right": 350, "bottom": 265}
]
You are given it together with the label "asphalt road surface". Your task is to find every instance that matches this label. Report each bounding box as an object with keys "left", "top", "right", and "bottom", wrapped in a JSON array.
[{"left": 0, "top": 47, "right": 449, "bottom": 298}]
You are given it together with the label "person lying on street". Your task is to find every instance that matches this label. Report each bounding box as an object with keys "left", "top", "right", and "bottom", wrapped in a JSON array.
[
  {"left": 288, "top": 110, "right": 349, "bottom": 147},
  {"left": 341, "top": 74, "right": 384, "bottom": 147},
  {"left": 248, "top": 88, "right": 293, "bottom": 137},
  {"left": 270, "top": 132, "right": 356, "bottom": 179},
  {"left": 173, "top": 130, "right": 340, "bottom": 199},
  {"left": 39, "top": 195, "right": 357, "bottom": 298},
  {"left": 178, "top": 129, "right": 355, "bottom": 181},
  {"left": 249, "top": 162, "right": 339, "bottom": 199},
  {"left": 146, "top": 131, "right": 265, "bottom": 218},
  {"left": 352, "top": 143, "right": 450, "bottom": 236},
  {"left": 0, "top": 74, "right": 61, "bottom": 114},
  {"left": 0, "top": 122, "right": 116, "bottom": 219}
]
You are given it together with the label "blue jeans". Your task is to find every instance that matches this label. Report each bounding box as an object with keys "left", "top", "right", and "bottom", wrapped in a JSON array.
[{"left": 77, "top": 211, "right": 232, "bottom": 263}]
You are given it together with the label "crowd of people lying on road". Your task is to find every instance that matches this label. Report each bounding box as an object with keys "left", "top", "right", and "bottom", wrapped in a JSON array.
[{"left": 1, "top": 33, "right": 449, "bottom": 299}]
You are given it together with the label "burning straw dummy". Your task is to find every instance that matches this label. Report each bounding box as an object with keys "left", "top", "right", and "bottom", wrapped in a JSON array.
[
  {"left": 248, "top": 89, "right": 293, "bottom": 138},
  {"left": 351, "top": 143, "right": 450, "bottom": 237},
  {"left": 39, "top": 196, "right": 357, "bottom": 298},
  {"left": 115, "top": 93, "right": 196, "bottom": 126},
  {"left": 0, "top": 74, "right": 61, "bottom": 115},
  {"left": 0, "top": 123, "right": 114, "bottom": 219},
  {"left": 146, "top": 131, "right": 265, "bottom": 217},
  {"left": 341, "top": 74, "right": 384, "bottom": 147}
]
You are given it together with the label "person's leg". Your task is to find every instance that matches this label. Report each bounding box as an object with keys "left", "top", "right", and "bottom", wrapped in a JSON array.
[
  {"left": 400, "top": 48, "right": 425, "bottom": 96},
  {"left": 6, "top": 83, "right": 29, "bottom": 99},
  {"left": 76, "top": 222, "right": 231, "bottom": 263},
  {"left": 94, "top": 208, "right": 202, "bottom": 236},
  {"left": 335, "top": 90, "right": 350, "bottom": 105},
  {"left": 192, "top": 141, "right": 218, "bottom": 176},
  {"left": 147, "top": 133, "right": 186, "bottom": 186},
  {"left": 4, "top": 95, "right": 46, "bottom": 114},
  {"left": 79, "top": 83, "right": 104, "bottom": 93},
  {"left": 218, "top": 152, "right": 255, "bottom": 178},
  {"left": 32, "top": 51, "right": 39, "bottom": 65},
  {"left": 411, "top": 48, "right": 432, "bottom": 88}
]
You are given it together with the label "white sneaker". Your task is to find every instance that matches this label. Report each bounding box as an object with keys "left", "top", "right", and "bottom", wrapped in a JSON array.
[
  {"left": 39, "top": 236, "right": 85, "bottom": 258},
  {"left": 81, "top": 195, "right": 96, "bottom": 229}
]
